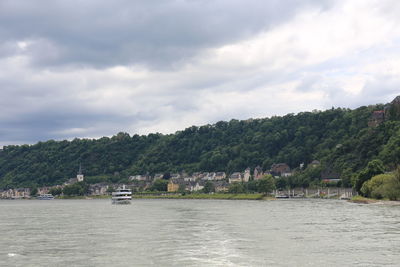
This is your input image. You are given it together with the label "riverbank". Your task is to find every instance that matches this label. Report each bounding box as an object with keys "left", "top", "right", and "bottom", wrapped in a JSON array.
[
  {"left": 349, "top": 195, "right": 400, "bottom": 205},
  {"left": 132, "top": 193, "right": 266, "bottom": 200}
]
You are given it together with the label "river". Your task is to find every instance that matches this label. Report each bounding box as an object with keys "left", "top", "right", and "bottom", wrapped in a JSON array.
[{"left": 0, "top": 199, "right": 399, "bottom": 266}]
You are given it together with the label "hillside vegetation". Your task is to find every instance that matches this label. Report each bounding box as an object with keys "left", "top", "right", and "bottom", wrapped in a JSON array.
[{"left": 1, "top": 100, "right": 400, "bottom": 189}]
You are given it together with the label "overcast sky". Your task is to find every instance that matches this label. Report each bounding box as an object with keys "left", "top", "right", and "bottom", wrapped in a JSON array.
[{"left": 1, "top": 0, "right": 400, "bottom": 146}]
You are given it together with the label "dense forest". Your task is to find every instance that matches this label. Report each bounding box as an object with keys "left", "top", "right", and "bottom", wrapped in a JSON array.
[{"left": 1, "top": 97, "right": 400, "bottom": 189}]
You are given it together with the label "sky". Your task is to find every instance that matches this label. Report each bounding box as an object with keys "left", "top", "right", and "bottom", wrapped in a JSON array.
[{"left": 1, "top": 0, "right": 400, "bottom": 146}]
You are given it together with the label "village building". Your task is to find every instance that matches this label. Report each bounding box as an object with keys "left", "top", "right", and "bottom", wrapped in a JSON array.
[
  {"left": 243, "top": 168, "right": 251, "bottom": 182},
  {"left": 1, "top": 189, "right": 13, "bottom": 198},
  {"left": 253, "top": 166, "right": 263, "bottom": 180},
  {"left": 170, "top": 173, "right": 181, "bottom": 180},
  {"left": 168, "top": 179, "right": 206, "bottom": 192},
  {"left": 184, "top": 176, "right": 197, "bottom": 182},
  {"left": 89, "top": 183, "right": 109, "bottom": 196},
  {"left": 38, "top": 187, "right": 51, "bottom": 195},
  {"left": 198, "top": 172, "right": 208, "bottom": 180},
  {"left": 201, "top": 172, "right": 216, "bottom": 181},
  {"left": 191, "top": 172, "right": 202, "bottom": 179},
  {"left": 321, "top": 169, "right": 341, "bottom": 183},
  {"left": 271, "top": 163, "right": 291, "bottom": 177},
  {"left": 153, "top": 173, "right": 164, "bottom": 180},
  {"left": 188, "top": 181, "right": 205, "bottom": 192},
  {"left": 214, "top": 181, "right": 229, "bottom": 192},
  {"left": 281, "top": 172, "right": 293, "bottom": 177},
  {"left": 0, "top": 188, "right": 31, "bottom": 199},
  {"left": 229, "top": 172, "right": 242, "bottom": 183},
  {"left": 167, "top": 180, "right": 180, "bottom": 192},
  {"left": 129, "top": 174, "right": 149, "bottom": 181},
  {"left": 214, "top": 172, "right": 226, "bottom": 180}
]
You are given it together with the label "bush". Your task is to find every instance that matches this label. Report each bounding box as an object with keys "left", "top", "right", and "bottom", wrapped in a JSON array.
[{"left": 361, "top": 169, "right": 400, "bottom": 200}]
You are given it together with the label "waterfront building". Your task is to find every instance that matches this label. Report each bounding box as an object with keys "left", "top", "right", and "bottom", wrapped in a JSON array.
[
  {"left": 229, "top": 172, "right": 242, "bottom": 183},
  {"left": 271, "top": 163, "right": 291, "bottom": 177},
  {"left": 243, "top": 168, "right": 251, "bottom": 182},
  {"left": 253, "top": 166, "right": 263, "bottom": 180},
  {"left": 214, "top": 172, "right": 226, "bottom": 180}
]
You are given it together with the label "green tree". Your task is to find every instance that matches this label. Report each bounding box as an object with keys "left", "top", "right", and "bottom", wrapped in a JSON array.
[
  {"left": 106, "top": 186, "right": 114, "bottom": 194},
  {"left": 361, "top": 169, "right": 400, "bottom": 200},
  {"left": 178, "top": 184, "right": 186, "bottom": 193},
  {"left": 275, "top": 177, "right": 287, "bottom": 190},
  {"left": 63, "top": 182, "right": 89, "bottom": 196},
  {"left": 228, "top": 183, "right": 245, "bottom": 193},
  {"left": 151, "top": 179, "right": 168, "bottom": 192},
  {"left": 203, "top": 181, "right": 215, "bottom": 193},
  {"left": 30, "top": 186, "right": 38, "bottom": 196},
  {"left": 353, "top": 159, "right": 385, "bottom": 194},
  {"left": 257, "top": 175, "right": 276, "bottom": 193},
  {"left": 49, "top": 187, "right": 62, "bottom": 196},
  {"left": 246, "top": 180, "right": 259, "bottom": 192}
]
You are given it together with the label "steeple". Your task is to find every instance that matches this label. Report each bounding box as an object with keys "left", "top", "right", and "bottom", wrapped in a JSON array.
[
  {"left": 78, "top": 162, "right": 83, "bottom": 175},
  {"left": 77, "top": 163, "right": 84, "bottom": 182}
]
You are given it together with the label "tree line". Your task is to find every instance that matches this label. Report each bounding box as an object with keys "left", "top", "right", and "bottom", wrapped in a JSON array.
[{"left": 1, "top": 100, "right": 400, "bottom": 195}]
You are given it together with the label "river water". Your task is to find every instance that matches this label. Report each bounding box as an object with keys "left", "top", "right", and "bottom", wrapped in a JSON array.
[{"left": 0, "top": 198, "right": 399, "bottom": 267}]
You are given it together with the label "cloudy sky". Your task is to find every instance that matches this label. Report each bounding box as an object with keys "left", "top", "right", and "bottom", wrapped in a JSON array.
[{"left": 1, "top": 0, "right": 400, "bottom": 146}]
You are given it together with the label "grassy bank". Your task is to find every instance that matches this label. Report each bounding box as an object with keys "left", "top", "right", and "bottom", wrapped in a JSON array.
[
  {"left": 132, "top": 193, "right": 265, "bottom": 200},
  {"left": 349, "top": 195, "right": 378, "bottom": 204},
  {"left": 349, "top": 195, "right": 400, "bottom": 205}
]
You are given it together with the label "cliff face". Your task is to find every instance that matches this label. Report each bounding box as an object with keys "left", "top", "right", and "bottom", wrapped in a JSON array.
[{"left": 387, "top": 96, "right": 400, "bottom": 121}]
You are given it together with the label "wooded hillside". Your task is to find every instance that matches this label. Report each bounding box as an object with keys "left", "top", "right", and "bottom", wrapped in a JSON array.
[{"left": 1, "top": 99, "right": 400, "bottom": 189}]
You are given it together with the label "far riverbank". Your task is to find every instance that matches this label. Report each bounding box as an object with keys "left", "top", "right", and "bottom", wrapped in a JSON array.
[
  {"left": 349, "top": 195, "right": 400, "bottom": 205},
  {"left": 132, "top": 193, "right": 266, "bottom": 200},
  {"left": 8, "top": 194, "right": 400, "bottom": 204}
]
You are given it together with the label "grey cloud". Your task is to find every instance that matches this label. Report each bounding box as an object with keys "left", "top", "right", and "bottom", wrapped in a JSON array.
[
  {"left": 2, "top": 0, "right": 398, "bottom": 147},
  {"left": 0, "top": 105, "right": 150, "bottom": 145},
  {"left": 0, "top": 0, "right": 333, "bottom": 69}
]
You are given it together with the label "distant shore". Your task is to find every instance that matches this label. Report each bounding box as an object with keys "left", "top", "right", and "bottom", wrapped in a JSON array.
[
  {"left": 7, "top": 193, "right": 399, "bottom": 203},
  {"left": 349, "top": 195, "right": 400, "bottom": 205},
  {"left": 132, "top": 193, "right": 266, "bottom": 200}
]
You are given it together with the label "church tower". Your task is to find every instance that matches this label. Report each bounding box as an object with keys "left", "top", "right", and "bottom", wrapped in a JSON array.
[{"left": 77, "top": 163, "right": 84, "bottom": 182}]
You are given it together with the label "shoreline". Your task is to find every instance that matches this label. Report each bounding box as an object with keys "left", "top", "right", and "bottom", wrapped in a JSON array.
[
  {"left": 348, "top": 196, "right": 400, "bottom": 205},
  {"left": 132, "top": 193, "right": 266, "bottom": 200},
  {"left": 4, "top": 194, "right": 400, "bottom": 204}
]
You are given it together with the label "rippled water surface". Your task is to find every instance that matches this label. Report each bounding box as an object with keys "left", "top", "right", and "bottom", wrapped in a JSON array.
[{"left": 1, "top": 199, "right": 400, "bottom": 266}]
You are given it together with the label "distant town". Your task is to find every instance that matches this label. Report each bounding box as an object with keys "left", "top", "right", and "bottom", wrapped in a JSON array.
[{"left": 0, "top": 159, "right": 351, "bottom": 199}]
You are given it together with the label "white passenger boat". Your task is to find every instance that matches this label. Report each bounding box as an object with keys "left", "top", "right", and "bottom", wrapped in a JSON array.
[
  {"left": 111, "top": 185, "right": 132, "bottom": 204},
  {"left": 37, "top": 194, "right": 54, "bottom": 200}
]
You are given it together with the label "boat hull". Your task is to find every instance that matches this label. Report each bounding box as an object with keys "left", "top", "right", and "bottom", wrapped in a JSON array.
[
  {"left": 112, "top": 199, "right": 131, "bottom": 204},
  {"left": 37, "top": 194, "right": 55, "bottom": 200}
]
